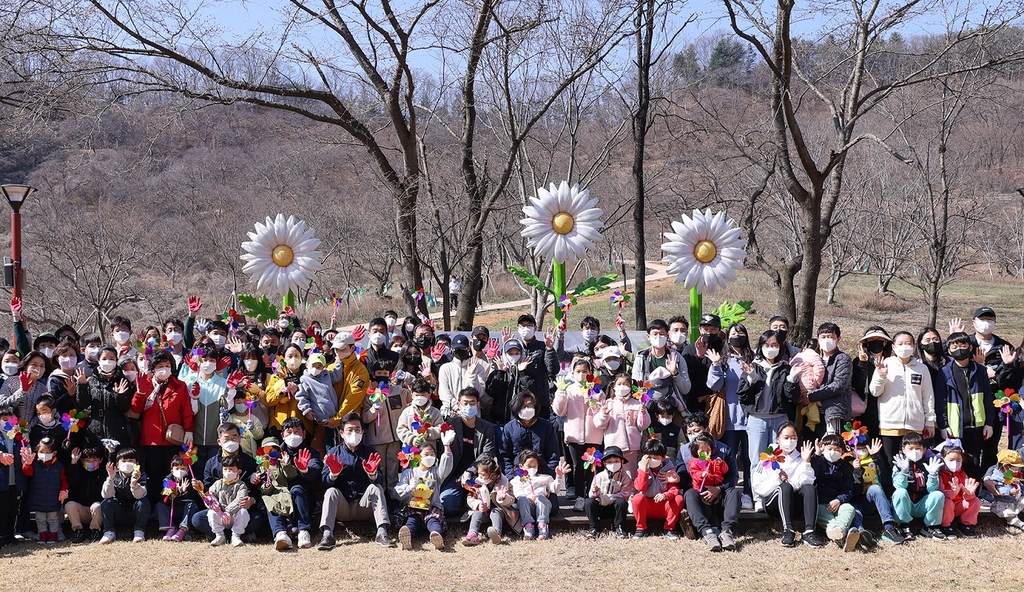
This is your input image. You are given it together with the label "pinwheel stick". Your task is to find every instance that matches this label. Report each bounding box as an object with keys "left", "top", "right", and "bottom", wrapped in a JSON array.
[
  {"left": 552, "top": 262, "right": 566, "bottom": 325},
  {"left": 689, "top": 287, "right": 702, "bottom": 343}
]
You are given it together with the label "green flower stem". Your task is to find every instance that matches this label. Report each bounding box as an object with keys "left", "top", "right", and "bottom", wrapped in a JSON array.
[
  {"left": 553, "top": 261, "right": 566, "bottom": 325},
  {"left": 689, "top": 286, "right": 702, "bottom": 343},
  {"left": 283, "top": 289, "right": 295, "bottom": 312}
]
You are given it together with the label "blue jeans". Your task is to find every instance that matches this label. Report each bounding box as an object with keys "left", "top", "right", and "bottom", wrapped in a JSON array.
[
  {"left": 290, "top": 484, "right": 314, "bottom": 532},
  {"left": 403, "top": 512, "right": 442, "bottom": 537},
  {"left": 267, "top": 512, "right": 292, "bottom": 536},
  {"left": 720, "top": 429, "right": 750, "bottom": 498},
  {"left": 191, "top": 508, "right": 267, "bottom": 538},
  {"left": 101, "top": 498, "right": 151, "bottom": 533},
  {"left": 745, "top": 415, "right": 788, "bottom": 501},
  {"left": 439, "top": 475, "right": 466, "bottom": 516},
  {"left": 861, "top": 483, "right": 895, "bottom": 526}
]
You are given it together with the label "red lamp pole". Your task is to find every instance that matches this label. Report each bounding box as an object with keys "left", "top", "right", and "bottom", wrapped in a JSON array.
[{"left": 0, "top": 184, "right": 35, "bottom": 302}]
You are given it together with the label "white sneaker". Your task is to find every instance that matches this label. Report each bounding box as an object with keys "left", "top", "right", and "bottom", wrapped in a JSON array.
[
  {"left": 754, "top": 500, "right": 764, "bottom": 513},
  {"left": 231, "top": 533, "right": 244, "bottom": 547},
  {"left": 99, "top": 531, "right": 116, "bottom": 545},
  {"left": 132, "top": 530, "right": 145, "bottom": 543},
  {"left": 211, "top": 534, "right": 227, "bottom": 546},
  {"left": 741, "top": 494, "right": 754, "bottom": 511},
  {"left": 297, "top": 529, "right": 312, "bottom": 549},
  {"left": 274, "top": 531, "right": 293, "bottom": 551},
  {"left": 573, "top": 498, "right": 585, "bottom": 512}
]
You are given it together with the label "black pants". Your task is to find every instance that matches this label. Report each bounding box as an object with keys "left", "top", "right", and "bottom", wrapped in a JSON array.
[
  {"left": 567, "top": 442, "right": 602, "bottom": 498},
  {"left": 764, "top": 481, "right": 817, "bottom": 532},
  {"left": 584, "top": 497, "right": 627, "bottom": 529},
  {"left": 960, "top": 426, "right": 986, "bottom": 481},
  {"left": 143, "top": 445, "right": 187, "bottom": 506},
  {"left": 0, "top": 489, "right": 20, "bottom": 542},
  {"left": 684, "top": 487, "right": 741, "bottom": 534}
]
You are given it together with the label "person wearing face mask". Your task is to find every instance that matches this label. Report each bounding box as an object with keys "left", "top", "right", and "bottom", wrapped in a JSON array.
[
  {"left": 750, "top": 423, "right": 824, "bottom": 547},
  {"left": 108, "top": 316, "right": 134, "bottom": 355},
  {"left": 0, "top": 350, "right": 20, "bottom": 382},
  {"left": 891, "top": 431, "right": 947, "bottom": 540},
  {"left": 675, "top": 413, "right": 743, "bottom": 547},
  {"left": 510, "top": 314, "right": 559, "bottom": 421},
  {"left": 326, "top": 332, "right": 372, "bottom": 437},
  {"left": 28, "top": 395, "right": 66, "bottom": 450},
  {"left": 0, "top": 351, "right": 50, "bottom": 427},
  {"left": 630, "top": 438, "right": 683, "bottom": 539},
  {"left": 484, "top": 339, "right": 533, "bottom": 426},
  {"left": 469, "top": 326, "right": 491, "bottom": 365},
  {"left": 801, "top": 323, "right": 853, "bottom": 439},
  {"left": 705, "top": 323, "right": 756, "bottom": 509},
  {"left": 317, "top": 413, "right": 395, "bottom": 549},
  {"left": 225, "top": 388, "right": 264, "bottom": 457},
  {"left": 157, "top": 454, "right": 203, "bottom": 542},
  {"left": 869, "top": 331, "right": 936, "bottom": 466},
  {"left": 852, "top": 327, "right": 892, "bottom": 442},
  {"left": 258, "top": 327, "right": 282, "bottom": 359},
  {"left": 594, "top": 374, "right": 651, "bottom": 475},
  {"left": 65, "top": 447, "right": 107, "bottom": 543},
  {"left": 935, "top": 444, "right": 981, "bottom": 538},
  {"left": 411, "top": 324, "right": 447, "bottom": 373},
  {"left": 45, "top": 342, "right": 88, "bottom": 416},
  {"left": 236, "top": 344, "right": 270, "bottom": 430},
  {"left": 553, "top": 359, "right": 607, "bottom": 512},
  {"left": 181, "top": 345, "right": 230, "bottom": 472},
  {"left": 632, "top": 319, "right": 690, "bottom": 415},
  {"left": 667, "top": 315, "right": 689, "bottom": 352},
  {"left": 201, "top": 320, "right": 238, "bottom": 373},
  {"left": 0, "top": 405, "right": 28, "bottom": 547},
  {"left": 383, "top": 309, "right": 400, "bottom": 339},
  {"left": 680, "top": 314, "right": 724, "bottom": 414},
  {"left": 190, "top": 423, "right": 267, "bottom": 542},
  {"left": 79, "top": 348, "right": 136, "bottom": 449},
  {"left": 161, "top": 318, "right": 187, "bottom": 361},
  {"left": 393, "top": 438, "right": 456, "bottom": 550},
  {"left": 583, "top": 446, "right": 632, "bottom": 539},
  {"left": 396, "top": 378, "right": 444, "bottom": 449},
  {"left": 461, "top": 455, "right": 514, "bottom": 545},
  {"left": 264, "top": 343, "right": 310, "bottom": 437},
  {"left": 808, "top": 434, "right": 864, "bottom": 551},
  {"left": 768, "top": 315, "right": 800, "bottom": 361},
  {"left": 595, "top": 345, "right": 630, "bottom": 388},
  {"left": 32, "top": 333, "right": 59, "bottom": 367},
  {"left": 400, "top": 315, "right": 419, "bottom": 342},
  {"left": 131, "top": 351, "right": 193, "bottom": 507},
  {"left": 364, "top": 317, "right": 399, "bottom": 375},
  {"left": 98, "top": 447, "right": 150, "bottom": 544},
  {"left": 438, "top": 335, "right": 487, "bottom": 418},
  {"left": 968, "top": 307, "right": 1009, "bottom": 378},
  {"left": 967, "top": 307, "right": 1014, "bottom": 470},
  {"left": 553, "top": 316, "right": 603, "bottom": 364},
  {"left": 499, "top": 392, "right": 560, "bottom": 480},
  {"left": 650, "top": 399, "right": 682, "bottom": 461},
  {"left": 296, "top": 352, "right": 349, "bottom": 457},
  {"left": 938, "top": 332, "right": 995, "bottom": 481},
  {"left": 438, "top": 388, "right": 497, "bottom": 516},
  {"left": 276, "top": 417, "right": 322, "bottom": 548},
  {"left": 202, "top": 454, "right": 252, "bottom": 547},
  {"left": 360, "top": 360, "right": 411, "bottom": 499},
  {"left": 20, "top": 437, "right": 68, "bottom": 544}
]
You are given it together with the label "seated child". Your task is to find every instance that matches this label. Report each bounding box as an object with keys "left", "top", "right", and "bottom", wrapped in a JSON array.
[
  {"left": 204, "top": 454, "right": 250, "bottom": 547},
  {"left": 687, "top": 436, "right": 728, "bottom": 492},
  {"left": 891, "top": 432, "right": 946, "bottom": 540},
  {"left": 938, "top": 444, "right": 981, "bottom": 539},
  {"left": 649, "top": 398, "right": 681, "bottom": 462},
  {"left": 99, "top": 447, "right": 150, "bottom": 544},
  {"left": 226, "top": 388, "right": 264, "bottom": 457},
  {"left": 65, "top": 447, "right": 107, "bottom": 543},
  {"left": 584, "top": 445, "right": 632, "bottom": 539},
  {"left": 511, "top": 449, "right": 570, "bottom": 541},
  {"left": 159, "top": 455, "right": 202, "bottom": 542},
  {"left": 20, "top": 437, "right": 67, "bottom": 544},
  {"left": 810, "top": 434, "right": 861, "bottom": 551},
  {"left": 279, "top": 417, "right": 322, "bottom": 549},
  {"left": 790, "top": 339, "right": 825, "bottom": 392},
  {"left": 255, "top": 437, "right": 297, "bottom": 551},
  {"left": 850, "top": 439, "right": 904, "bottom": 545},
  {"left": 394, "top": 432, "right": 455, "bottom": 550},
  {"left": 630, "top": 438, "right": 683, "bottom": 539},
  {"left": 984, "top": 449, "right": 1024, "bottom": 530},
  {"left": 462, "top": 455, "right": 514, "bottom": 546}
]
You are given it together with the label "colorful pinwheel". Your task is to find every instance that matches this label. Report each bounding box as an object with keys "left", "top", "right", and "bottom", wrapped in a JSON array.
[
  {"left": 3, "top": 418, "right": 28, "bottom": 445},
  {"left": 255, "top": 446, "right": 281, "bottom": 470},
  {"left": 398, "top": 445, "right": 421, "bottom": 469},
  {"left": 61, "top": 409, "right": 89, "bottom": 440},
  {"left": 609, "top": 290, "right": 630, "bottom": 307},
  {"left": 366, "top": 382, "right": 389, "bottom": 426},
  {"left": 462, "top": 476, "right": 481, "bottom": 494},
  {"left": 221, "top": 309, "right": 243, "bottom": 333},
  {"left": 842, "top": 421, "right": 868, "bottom": 448},
  {"left": 759, "top": 444, "right": 785, "bottom": 470},
  {"left": 1004, "top": 469, "right": 1023, "bottom": 485},
  {"left": 632, "top": 380, "right": 654, "bottom": 403},
  {"left": 557, "top": 295, "right": 575, "bottom": 312},
  {"left": 180, "top": 442, "right": 199, "bottom": 479},
  {"left": 994, "top": 388, "right": 1022, "bottom": 436},
  {"left": 411, "top": 414, "right": 434, "bottom": 435},
  {"left": 582, "top": 447, "right": 603, "bottom": 472},
  {"left": 162, "top": 478, "right": 178, "bottom": 500}
]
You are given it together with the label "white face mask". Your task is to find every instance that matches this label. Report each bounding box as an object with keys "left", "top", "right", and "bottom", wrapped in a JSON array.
[
  {"left": 401, "top": 322, "right": 414, "bottom": 334},
  {"left": 391, "top": 345, "right": 403, "bottom": 353},
  {"left": 37, "top": 452, "right": 54, "bottom": 462},
  {"left": 819, "top": 338, "right": 837, "bottom": 353},
  {"left": 308, "top": 366, "right": 323, "bottom": 377},
  {"left": 344, "top": 431, "right": 363, "bottom": 447},
  {"left": 385, "top": 317, "right": 397, "bottom": 328},
  {"left": 211, "top": 335, "right": 227, "bottom": 348},
  {"left": 905, "top": 449, "right": 924, "bottom": 463},
  {"left": 605, "top": 462, "right": 621, "bottom": 473},
  {"left": 687, "top": 433, "right": 700, "bottom": 443},
  {"left": 119, "top": 462, "right": 136, "bottom": 474},
  {"left": 369, "top": 333, "right": 387, "bottom": 347},
  {"left": 824, "top": 450, "right": 842, "bottom": 463},
  {"left": 526, "top": 467, "right": 538, "bottom": 477},
  {"left": 762, "top": 346, "right": 780, "bottom": 360},
  {"left": 98, "top": 359, "right": 116, "bottom": 373},
  {"left": 283, "top": 434, "right": 303, "bottom": 449},
  {"left": 412, "top": 396, "right": 429, "bottom": 409},
  {"left": 114, "top": 331, "right": 130, "bottom": 344},
  {"left": 154, "top": 367, "right": 172, "bottom": 381},
  {"left": 974, "top": 319, "right": 995, "bottom": 334},
  {"left": 658, "top": 417, "right": 673, "bottom": 426},
  {"left": 778, "top": 438, "right": 798, "bottom": 452},
  {"left": 38, "top": 413, "right": 54, "bottom": 425},
  {"left": 40, "top": 346, "right": 55, "bottom": 358},
  {"left": 649, "top": 335, "right": 667, "bottom": 349},
  {"left": 504, "top": 353, "right": 522, "bottom": 366},
  {"left": 518, "top": 407, "right": 536, "bottom": 421},
  {"left": 278, "top": 319, "right": 290, "bottom": 329},
  {"left": 582, "top": 329, "right": 598, "bottom": 343},
  {"left": 58, "top": 356, "right": 76, "bottom": 371},
  {"left": 419, "top": 455, "right": 436, "bottom": 468},
  {"left": 244, "top": 359, "right": 258, "bottom": 371},
  {"left": 166, "top": 331, "right": 183, "bottom": 345},
  {"left": 518, "top": 326, "right": 536, "bottom": 340},
  {"left": 604, "top": 360, "right": 620, "bottom": 371},
  {"left": 123, "top": 370, "right": 138, "bottom": 381},
  {"left": 138, "top": 358, "right": 150, "bottom": 373},
  {"left": 893, "top": 344, "right": 915, "bottom": 359},
  {"left": 86, "top": 346, "right": 101, "bottom": 360},
  {"left": 2, "top": 362, "right": 18, "bottom": 376},
  {"left": 648, "top": 458, "right": 662, "bottom": 469},
  {"left": 200, "top": 361, "right": 217, "bottom": 375},
  {"left": 669, "top": 331, "right": 687, "bottom": 345},
  {"left": 172, "top": 469, "right": 188, "bottom": 480},
  {"left": 220, "top": 440, "right": 240, "bottom": 454},
  {"left": 614, "top": 385, "right": 631, "bottom": 399}
]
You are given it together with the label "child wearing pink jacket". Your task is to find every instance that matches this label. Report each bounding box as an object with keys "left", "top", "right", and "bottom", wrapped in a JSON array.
[
  {"left": 552, "top": 359, "right": 606, "bottom": 510},
  {"left": 594, "top": 374, "right": 651, "bottom": 474}
]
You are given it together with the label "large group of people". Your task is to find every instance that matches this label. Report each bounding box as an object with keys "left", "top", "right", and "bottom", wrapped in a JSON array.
[{"left": 1, "top": 295, "right": 1023, "bottom": 554}]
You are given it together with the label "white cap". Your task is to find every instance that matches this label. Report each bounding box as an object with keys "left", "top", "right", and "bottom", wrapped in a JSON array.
[
  {"left": 599, "top": 346, "right": 623, "bottom": 359},
  {"left": 331, "top": 331, "right": 354, "bottom": 349}
]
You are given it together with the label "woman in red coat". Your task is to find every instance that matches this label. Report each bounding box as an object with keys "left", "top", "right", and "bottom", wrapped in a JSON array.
[{"left": 131, "top": 350, "right": 193, "bottom": 505}]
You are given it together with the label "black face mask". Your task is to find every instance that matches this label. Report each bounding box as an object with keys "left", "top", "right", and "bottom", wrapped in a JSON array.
[
  {"left": 775, "top": 329, "right": 788, "bottom": 344},
  {"left": 403, "top": 356, "right": 421, "bottom": 367},
  {"left": 453, "top": 349, "right": 471, "bottom": 361},
  {"left": 414, "top": 336, "right": 434, "bottom": 349},
  {"left": 950, "top": 348, "right": 972, "bottom": 361},
  {"left": 704, "top": 334, "right": 723, "bottom": 351},
  {"left": 263, "top": 344, "right": 279, "bottom": 356},
  {"left": 921, "top": 342, "right": 943, "bottom": 356},
  {"left": 728, "top": 335, "right": 748, "bottom": 349},
  {"left": 865, "top": 341, "right": 885, "bottom": 355},
  {"left": 472, "top": 339, "right": 487, "bottom": 352}
]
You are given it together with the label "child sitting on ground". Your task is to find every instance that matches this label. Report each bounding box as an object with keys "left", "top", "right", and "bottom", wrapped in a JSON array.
[
  {"left": 983, "top": 449, "right": 1024, "bottom": 530},
  {"left": 687, "top": 435, "right": 728, "bottom": 493},
  {"left": 938, "top": 444, "right": 981, "bottom": 539},
  {"left": 159, "top": 455, "right": 202, "bottom": 542},
  {"left": 790, "top": 339, "right": 825, "bottom": 392},
  {"left": 205, "top": 455, "right": 250, "bottom": 547},
  {"left": 810, "top": 434, "right": 861, "bottom": 551},
  {"left": 584, "top": 445, "right": 632, "bottom": 539},
  {"left": 99, "top": 448, "right": 150, "bottom": 544},
  {"left": 511, "top": 449, "right": 570, "bottom": 541},
  {"left": 20, "top": 437, "right": 67, "bottom": 544},
  {"left": 394, "top": 433, "right": 455, "bottom": 550},
  {"left": 891, "top": 432, "right": 946, "bottom": 540},
  {"left": 631, "top": 438, "right": 683, "bottom": 540},
  {"left": 462, "top": 455, "right": 514, "bottom": 546}
]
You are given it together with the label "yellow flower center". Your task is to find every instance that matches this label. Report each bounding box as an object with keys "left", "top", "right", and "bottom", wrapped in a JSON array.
[
  {"left": 694, "top": 240, "right": 717, "bottom": 264},
  {"left": 552, "top": 212, "right": 575, "bottom": 234},
  {"left": 272, "top": 245, "right": 295, "bottom": 267}
]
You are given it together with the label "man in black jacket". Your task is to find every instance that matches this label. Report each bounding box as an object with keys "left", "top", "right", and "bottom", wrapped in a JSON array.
[{"left": 438, "top": 388, "right": 497, "bottom": 515}]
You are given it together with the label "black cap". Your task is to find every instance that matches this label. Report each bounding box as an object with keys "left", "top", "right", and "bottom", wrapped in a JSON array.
[
  {"left": 974, "top": 307, "right": 996, "bottom": 319},
  {"left": 699, "top": 313, "right": 722, "bottom": 328},
  {"left": 451, "top": 334, "right": 470, "bottom": 350},
  {"left": 517, "top": 314, "right": 536, "bottom": 326},
  {"left": 602, "top": 446, "right": 626, "bottom": 462},
  {"left": 472, "top": 326, "right": 490, "bottom": 339}
]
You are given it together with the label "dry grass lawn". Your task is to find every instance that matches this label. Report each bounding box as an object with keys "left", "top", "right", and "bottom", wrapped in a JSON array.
[{"left": 2, "top": 520, "right": 1019, "bottom": 591}]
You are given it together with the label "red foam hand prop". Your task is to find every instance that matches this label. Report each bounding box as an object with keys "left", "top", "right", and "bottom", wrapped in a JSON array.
[
  {"left": 187, "top": 295, "right": 202, "bottom": 314},
  {"left": 324, "top": 453, "right": 344, "bottom": 475},
  {"left": 19, "top": 371, "right": 32, "bottom": 392},
  {"left": 294, "top": 448, "right": 311, "bottom": 472},
  {"left": 362, "top": 452, "right": 381, "bottom": 475}
]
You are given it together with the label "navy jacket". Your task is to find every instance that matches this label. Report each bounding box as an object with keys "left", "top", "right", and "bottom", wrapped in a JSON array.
[
  {"left": 499, "top": 418, "right": 560, "bottom": 480},
  {"left": 939, "top": 360, "right": 995, "bottom": 435},
  {"left": 320, "top": 442, "right": 383, "bottom": 502},
  {"left": 811, "top": 455, "right": 854, "bottom": 504},
  {"left": 67, "top": 462, "right": 106, "bottom": 505},
  {"left": 26, "top": 458, "right": 66, "bottom": 512},
  {"left": 281, "top": 444, "right": 322, "bottom": 489},
  {"left": 0, "top": 434, "right": 26, "bottom": 492}
]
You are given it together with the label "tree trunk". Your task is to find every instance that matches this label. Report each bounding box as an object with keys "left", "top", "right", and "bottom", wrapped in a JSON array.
[
  {"left": 631, "top": 0, "right": 654, "bottom": 331},
  {"left": 455, "top": 230, "right": 484, "bottom": 331},
  {"left": 395, "top": 184, "right": 426, "bottom": 318}
]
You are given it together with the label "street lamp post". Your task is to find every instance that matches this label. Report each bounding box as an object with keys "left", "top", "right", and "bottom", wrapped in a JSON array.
[{"left": 0, "top": 184, "right": 36, "bottom": 301}]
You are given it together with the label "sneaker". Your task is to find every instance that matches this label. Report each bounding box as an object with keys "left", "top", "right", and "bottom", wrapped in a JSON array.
[
  {"left": 585, "top": 528, "right": 599, "bottom": 539},
  {"left": 523, "top": 523, "right": 535, "bottom": 540},
  {"left": 882, "top": 526, "right": 906, "bottom": 545},
  {"left": 21, "top": 531, "right": 37, "bottom": 541},
  {"left": 958, "top": 524, "right": 980, "bottom": 539},
  {"left": 430, "top": 531, "right": 445, "bottom": 549},
  {"left": 462, "top": 532, "right": 482, "bottom": 546},
  {"left": 297, "top": 529, "right": 312, "bottom": 549},
  {"left": 754, "top": 500, "right": 765, "bottom": 513},
  {"left": 843, "top": 528, "right": 861, "bottom": 552},
  {"left": 375, "top": 531, "right": 396, "bottom": 548},
  {"left": 398, "top": 525, "right": 413, "bottom": 550},
  {"left": 919, "top": 526, "right": 946, "bottom": 540},
  {"left": 132, "top": 530, "right": 145, "bottom": 544},
  {"left": 99, "top": 531, "right": 116, "bottom": 545},
  {"left": 275, "top": 531, "right": 293, "bottom": 551},
  {"left": 665, "top": 529, "right": 681, "bottom": 541},
  {"left": 781, "top": 529, "right": 796, "bottom": 547},
  {"left": 89, "top": 529, "right": 102, "bottom": 542},
  {"left": 231, "top": 533, "right": 244, "bottom": 547},
  {"left": 486, "top": 527, "right": 502, "bottom": 544},
  {"left": 859, "top": 529, "right": 877, "bottom": 549},
  {"left": 316, "top": 530, "right": 336, "bottom": 551},
  {"left": 36, "top": 532, "right": 47, "bottom": 545},
  {"left": 573, "top": 498, "right": 585, "bottom": 512},
  {"left": 900, "top": 525, "right": 917, "bottom": 541},
  {"left": 71, "top": 529, "right": 85, "bottom": 544},
  {"left": 56, "top": 530, "right": 65, "bottom": 542},
  {"left": 802, "top": 530, "right": 825, "bottom": 548},
  {"left": 702, "top": 528, "right": 722, "bottom": 551},
  {"left": 940, "top": 526, "right": 958, "bottom": 539},
  {"left": 211, "top": 534, "right": 227, "bottom": 546},
  {"left": 614, "top": 526, "right": 628, "bottom": 539},
  {"left": 163, "top": 529, "right": 178, "bottom": 542},
  {"left": 719, "top": 529, "right": 736, "bottom": 551},
  {"left": 825, "top": 525, "right": 845, "bottom": 541},
  {"left": 537, "top": 523, "right": 549, "bottom": 541},
  {"left": 741, "top": 494, "right": 754, "bottom": 511},
  {"left": 633, "top": 529, "right": 646, "bottom": 539},
  {"left": 170, "top": 529, "right": 186, "bottom": 542}
]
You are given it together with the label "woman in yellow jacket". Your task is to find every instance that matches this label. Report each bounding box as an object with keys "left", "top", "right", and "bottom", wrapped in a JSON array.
[{"left": 264, "top": 343, "right": 313, "bottom": 436}]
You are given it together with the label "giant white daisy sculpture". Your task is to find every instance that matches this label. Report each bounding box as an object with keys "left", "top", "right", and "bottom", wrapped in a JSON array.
[
  {"left": 520, "top": 181, "right": 603, "bottom": 264},
  {"left": 240, "top": 214, "right": 323, "bottom": 305}
]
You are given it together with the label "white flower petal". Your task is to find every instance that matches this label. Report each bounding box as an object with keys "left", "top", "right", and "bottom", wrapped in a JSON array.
[
  {"left": 662, "top": 209, "right": 747, "bottom": 295},
  {"left": 519, "top": 180, "right": 603, "bottom": 264}
]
